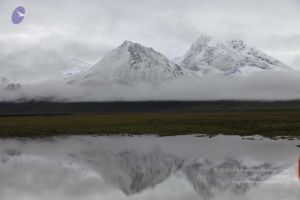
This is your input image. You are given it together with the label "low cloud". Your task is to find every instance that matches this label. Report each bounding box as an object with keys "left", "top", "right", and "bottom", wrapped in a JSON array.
[
  {"left": 1, "top": 70, "right": 300, "bottom": 101},
  {"left": 291, "top": 55, "right": 300, "bottom": 69}
]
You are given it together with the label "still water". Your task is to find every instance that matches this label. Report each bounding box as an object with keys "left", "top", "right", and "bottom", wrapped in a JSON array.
[{"left": 0, "top": 135, "right": 299, "bottom": 200}]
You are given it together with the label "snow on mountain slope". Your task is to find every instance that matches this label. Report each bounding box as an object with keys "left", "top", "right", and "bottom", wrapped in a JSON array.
[
  {"left": 62, "top": 58, "right": 92, "bottom": 82},
  {"left": 181, "top": 35, "right": 291, "bottom": 75},
  {"left": 76, "top": 41, "right": 184, "bottom": 85}
]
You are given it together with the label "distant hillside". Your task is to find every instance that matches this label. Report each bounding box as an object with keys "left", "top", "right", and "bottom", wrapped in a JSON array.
[{"left": 1, "top": 101, "right": 300, "bottom": 115}]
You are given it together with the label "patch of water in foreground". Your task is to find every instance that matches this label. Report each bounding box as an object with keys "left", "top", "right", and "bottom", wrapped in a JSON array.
[{"left": 0, "top": 135, "right": 299, "bottom": 200}]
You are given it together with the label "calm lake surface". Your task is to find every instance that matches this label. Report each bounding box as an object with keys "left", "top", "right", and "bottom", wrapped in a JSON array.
[{"left": 0, "top": 135, "right": 299, "bottom": 200}]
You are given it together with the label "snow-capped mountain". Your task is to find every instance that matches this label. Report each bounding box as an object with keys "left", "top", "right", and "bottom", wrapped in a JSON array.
[
  {"left": 73, "top": 37, "right": 291, "bottom": 87},
  {"left": 76, "top": 41, "right": 184, "bottom": 85},
  {"left": 62, "top": 58, "right": 92, "bottom": 82},
  {"left": 181, "top": 35, "right": 291, "bottom": 75}
]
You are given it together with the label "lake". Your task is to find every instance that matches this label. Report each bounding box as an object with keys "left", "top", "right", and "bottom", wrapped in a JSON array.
[{"left": 0, "top": 135, "right": 299, "bottom": 200}]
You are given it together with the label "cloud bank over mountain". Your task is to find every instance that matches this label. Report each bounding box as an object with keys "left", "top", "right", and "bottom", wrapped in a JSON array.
[{"left": 1, "top": 70, "right": 300, "bottom": 101}]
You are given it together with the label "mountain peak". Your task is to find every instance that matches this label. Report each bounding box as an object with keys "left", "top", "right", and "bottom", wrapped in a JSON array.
[
  {"left": 119, "top": 40, "right": 144, "bottom": 50},
  {"left": 194, "top": 35, "right": 212, "bottom": 45},
  {"left": 119, "top": 40, "right": 155, "bottom": 59},
  {"left": 120, "top": 40, "right": 135, "bottom": 47},
  {"left": 181, "top": 35, "right": 290, "bottom": 75},
  {"left": 193, "top": 35, "right": 225, "bottom": 48},
  {"left": 76, "top": 41, "right": 184, "bottom": 85}
]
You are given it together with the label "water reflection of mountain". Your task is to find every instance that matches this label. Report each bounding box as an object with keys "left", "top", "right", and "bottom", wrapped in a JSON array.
[
  {"left": 0, "top": 136, "right": 293, "bottom": 200},
  {"left": 78, "top": 148, "right": 284, "bottom": 198},
  {"left": 185, "top": 158, "right": 283, "bottom": 199}
]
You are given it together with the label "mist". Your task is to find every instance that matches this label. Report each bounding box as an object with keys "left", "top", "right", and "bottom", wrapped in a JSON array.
[{"left": 1, "top": 70, "right": 300, "bottom": 102}]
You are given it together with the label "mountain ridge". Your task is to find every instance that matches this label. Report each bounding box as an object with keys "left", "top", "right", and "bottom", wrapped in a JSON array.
[
  {"left": 76, "top": 40, "right": 184, "bottom": 85},
  {"left": 181, "top": 35, "right": 291, "bottom": 75},
  {"left": 71, "top": 37, "right": 291, "bottom": 86}
]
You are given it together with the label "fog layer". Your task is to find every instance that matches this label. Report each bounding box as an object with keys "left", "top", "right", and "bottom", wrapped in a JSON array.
[{"left": 1, "top": 70, "right": 300, "bottom": 101}]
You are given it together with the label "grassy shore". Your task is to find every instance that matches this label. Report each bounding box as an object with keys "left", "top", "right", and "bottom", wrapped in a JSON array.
[{"left": 0, "top": 111, "right": 300, "bottom": 138}]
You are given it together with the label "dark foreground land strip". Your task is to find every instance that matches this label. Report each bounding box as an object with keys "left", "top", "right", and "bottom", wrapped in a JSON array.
[
  {"left": 1, "top": 100, "right": 300, "bottom": 114},
  {"left": 0, "top": 111, "right": 299, "bottom": 139}
]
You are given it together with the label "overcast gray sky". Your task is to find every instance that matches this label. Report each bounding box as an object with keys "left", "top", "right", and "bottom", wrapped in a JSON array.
[{"left": 0, "top": 0, "right": 300, "bottom": 81}]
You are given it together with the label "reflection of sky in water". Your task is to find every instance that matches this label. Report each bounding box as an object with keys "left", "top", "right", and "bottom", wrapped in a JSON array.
[{"left": 0, "top": 135, "right": 299, "bottom": 200}]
